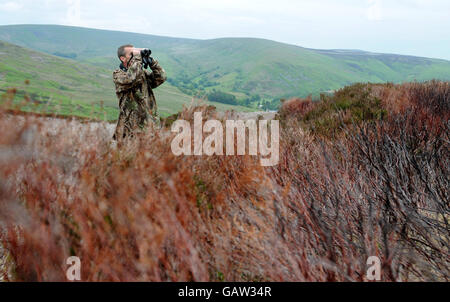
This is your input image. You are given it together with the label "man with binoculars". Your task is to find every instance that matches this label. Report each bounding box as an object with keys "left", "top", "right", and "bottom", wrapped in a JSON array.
[{"left": 112, "top": 44, "right": 167, "bottom": 144}]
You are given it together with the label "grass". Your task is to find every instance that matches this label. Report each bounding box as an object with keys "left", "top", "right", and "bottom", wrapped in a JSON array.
[{"left": 0, "top": 80, "right": 448, "bottom": 281}]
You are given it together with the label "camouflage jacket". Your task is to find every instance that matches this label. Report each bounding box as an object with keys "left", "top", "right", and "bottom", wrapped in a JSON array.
[{"left": 112, "top": 52, "right": 167, "bottom": 142}]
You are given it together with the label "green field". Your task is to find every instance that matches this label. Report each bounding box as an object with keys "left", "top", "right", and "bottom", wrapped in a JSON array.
[
  {"left": 1, "top": 24, "right": 449, "bottom": 110},
  {"left": 0, "top": 41, "right": 251, "bottom": 120}
]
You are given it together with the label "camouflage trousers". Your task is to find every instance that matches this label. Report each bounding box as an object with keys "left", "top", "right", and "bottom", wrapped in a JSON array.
[{"left": 114, "top": 110, "right": 161, "bottom": 145}]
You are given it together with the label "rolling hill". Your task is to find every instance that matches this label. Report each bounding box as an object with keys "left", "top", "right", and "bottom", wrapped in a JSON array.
[
  {"left": 0, "top": 40, "right": 251, "bottom": 120},
  {"left": 1, "top": 24, "right": 449, "bottom": 108}
]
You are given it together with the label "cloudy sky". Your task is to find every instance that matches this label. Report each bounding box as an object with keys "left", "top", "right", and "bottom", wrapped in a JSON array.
[{"left": 0, "top": 0, "right": 449, "bottom": 60}]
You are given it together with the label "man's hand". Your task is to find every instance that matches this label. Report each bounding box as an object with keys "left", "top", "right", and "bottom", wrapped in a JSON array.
[{"left": 132, "top": 48, "right": 145, "bottom": 56}]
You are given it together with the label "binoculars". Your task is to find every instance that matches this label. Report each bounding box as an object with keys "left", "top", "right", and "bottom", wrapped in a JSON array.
[{"left": 141, "top": 49, "right": 153, "bottom": 69}]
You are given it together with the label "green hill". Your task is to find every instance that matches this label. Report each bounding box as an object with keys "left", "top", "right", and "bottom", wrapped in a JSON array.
[
  {"left": 0, "top": 40, "right": 250, "bottom": 120},
  {"left": 1, "top": 24, "right": 449, "bottom": 109}
]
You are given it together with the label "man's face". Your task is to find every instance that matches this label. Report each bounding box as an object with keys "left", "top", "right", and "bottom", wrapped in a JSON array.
[{"left": 120, "top": 47, "right": 134, "bottom": 67}]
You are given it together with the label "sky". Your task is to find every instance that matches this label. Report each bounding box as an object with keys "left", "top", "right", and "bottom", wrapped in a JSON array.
[{"left": 0, "top": 0, "right": 449, "bottom": 60}]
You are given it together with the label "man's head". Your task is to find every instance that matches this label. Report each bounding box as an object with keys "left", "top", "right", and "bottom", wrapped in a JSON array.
[{"left": 118, "top": 44, "right": 134, "bottom": 68}]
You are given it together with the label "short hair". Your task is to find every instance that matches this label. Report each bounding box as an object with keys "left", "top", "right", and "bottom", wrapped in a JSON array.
[{"left": 117, "top": 44, "right": 134, "bottom": 59}]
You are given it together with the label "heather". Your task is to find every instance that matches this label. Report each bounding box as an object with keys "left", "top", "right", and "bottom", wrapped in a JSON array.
[{"left": 0, "top": 81, "right": 448, "bottom": 281}]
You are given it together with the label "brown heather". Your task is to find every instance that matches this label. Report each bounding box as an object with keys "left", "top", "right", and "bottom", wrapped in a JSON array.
[{"left": 0, "top": 80, "right": 448, "bottom": 281}]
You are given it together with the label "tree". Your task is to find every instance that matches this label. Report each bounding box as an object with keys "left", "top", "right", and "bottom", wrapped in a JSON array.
[{"left": 207, "top": 90, "right": 237, "bottom": 105}]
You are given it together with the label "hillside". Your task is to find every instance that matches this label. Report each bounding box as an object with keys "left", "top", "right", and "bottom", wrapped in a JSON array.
[
  {"left": 1, "top": 81, "right": 448, "bottom": 281},
  {"left": 0, "top": 41, "right": 251, "bottom": 120},
  {"left": 1, "top": 24, "right": 450, "bottom": 108}
]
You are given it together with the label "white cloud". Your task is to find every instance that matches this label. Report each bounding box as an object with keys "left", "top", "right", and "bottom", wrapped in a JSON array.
[
  {"left": 0, "top": 1, "right": 23, "bottom": 12},
  {"left": 367, "top": 0, "right": 383, "bottom": 21},
  {"left": 66, "top": 0, "right": 82, "bottom": 26}
]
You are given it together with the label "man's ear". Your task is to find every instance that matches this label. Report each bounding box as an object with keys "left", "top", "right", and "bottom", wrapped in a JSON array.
[{"left": 119, "top": 56, "right": 126, "bottom": 64}]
